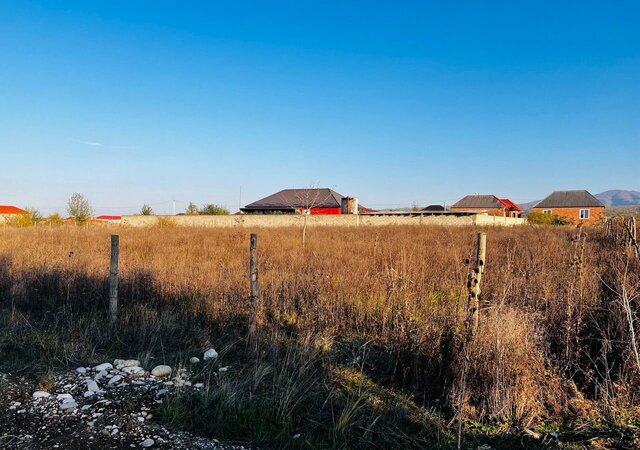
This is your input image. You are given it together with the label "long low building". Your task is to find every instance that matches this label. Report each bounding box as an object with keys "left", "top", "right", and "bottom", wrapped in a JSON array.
[{"left": 241, "top": 188, "right": 368, "bottom": 214}]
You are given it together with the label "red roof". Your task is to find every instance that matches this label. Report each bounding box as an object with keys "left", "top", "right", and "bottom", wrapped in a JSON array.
[
  {"left": 0, "top": 205, "right": 27, "bottom": 215},
  {"left": 498, "top": 198, "right": 522, "bottom": 211},
  {"left": 96, "top": 215, "right": 122, "bottom": 220}
]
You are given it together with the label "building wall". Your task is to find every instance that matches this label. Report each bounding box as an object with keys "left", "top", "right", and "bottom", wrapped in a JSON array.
[
  {"left": 122, "top": 214, "right": 526, "bottom": 228},
  {"left": 450, "top": 207, "right": 506, "bottom": 217},
  {"left": 0, "top": 214, "right": 22, "bottom": 224},
  {"left": 532, "top": 207, "right": 605, "bottom": 225},
  {"left": 309, "top": 207, "right": 342, "bottom": 215}
]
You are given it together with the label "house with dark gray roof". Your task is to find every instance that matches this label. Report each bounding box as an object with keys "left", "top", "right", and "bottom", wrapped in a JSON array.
[
  {"left": 451, "top": 195, "right": 522, "bottom": 217},
  {"left": 532, "top": 190, "right": 605, "bottom": 225},
  {"left": 241, "top": 188, "right": 368, "bottom": 215}
]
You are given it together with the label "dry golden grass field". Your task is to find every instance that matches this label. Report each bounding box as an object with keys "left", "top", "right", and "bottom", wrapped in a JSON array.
[{"left": 1, "top": 224, "right": 640, "bottom": 449}]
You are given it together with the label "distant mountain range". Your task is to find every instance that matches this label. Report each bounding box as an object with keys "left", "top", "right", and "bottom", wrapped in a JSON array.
[
  {"left": 595, "top": 190, "right": 640, "bottom": 207},
  {"left": 519, "top": 190, "right": 640, "bottom": 210}
]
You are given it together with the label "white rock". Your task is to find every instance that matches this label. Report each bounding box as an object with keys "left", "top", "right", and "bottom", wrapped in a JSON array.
[
  {"left": 142, "top": 438, "right": 155, "bottom": 448},
  {"left": 86, "top": 380, "right": 100, "bottom": 392},
  {"left": 32, "top": 391, "right": 51, "bottom": 399},
  {"left": 93, "top": 363, "right": 113, "bottom": 372},
  {"left": 83, "top": 391, "right": 95, "bottom": 398},
  {"left": 122, "top": 366, "right": 145, "bottom": 376},
  {"left": 150, "top": 365, "right": 172, "bottom": 377},
  {"left": 115, "top": 359, "right": 141, "bottom": 370},
  {"left": 62, "top": 397, "right": 76, "bottom": 404},
  {"left": 60, "top": 401, "right": 77, "bottom": 410},
  {"left": 108, "top": 375, "right": 123, "bottom": 385},
  {"left": 194, "top": 383, "right": 204, "bottom": 389},
  {"left": 189, "top": 357, "right": 200, "bottom": 364},
  {"left": 56, "top": 393, "right": 73, "bottom": 401},
  {"left": 203, "top": 348, "right": 218, "bottom": 360},
  {"left": 76, "top": 367, "right": 87, "bottom": 374}
]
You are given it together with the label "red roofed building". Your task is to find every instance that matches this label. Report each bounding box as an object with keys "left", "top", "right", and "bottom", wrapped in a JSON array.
[
  {"left": 451, "top": 195, "right": 522, "bottom": 218},
  {"left": 0, "top": 205, "right": 28, "bottom": 223},
  {"left": 498, "top": 199, "right": 523, "bottom": 218},
  {"left": 0, "top": 205, "right": 27, "bottom": 215},
  {"left": 95, "top": 215, "right": 122, "bottom": 223}
]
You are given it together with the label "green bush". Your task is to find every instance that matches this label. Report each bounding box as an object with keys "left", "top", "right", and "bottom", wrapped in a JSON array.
[
  {"left": 200, "top": 204, "right": 230, "bottom": 215},
  {"left": 140, "top": 204, "right": 154, "bottom": 215},
  {"left": 527, "top": 211, "right": 569, "bottom": 225},
  {"left": 10, "top": 207, "right": 42, "bottom": 227}
]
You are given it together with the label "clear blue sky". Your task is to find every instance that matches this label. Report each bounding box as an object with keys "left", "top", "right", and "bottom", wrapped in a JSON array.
[{"left": 1, "top": 1, "right": 638, "bottom": 214}]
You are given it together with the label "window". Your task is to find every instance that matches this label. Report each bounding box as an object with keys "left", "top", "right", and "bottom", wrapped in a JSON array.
[
  {"left": 579, "top": 209, "right": 590, "bottom": 220},
  {"left": 542, "top": 209, "right": 552, "bottom": 214}
]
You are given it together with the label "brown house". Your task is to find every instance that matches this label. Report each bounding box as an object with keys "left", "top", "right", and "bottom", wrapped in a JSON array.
[
  {"left": 451, "top": 195, "right": 523, "bottom": 217},
  {"left": 532, "top": 190, "right": 605, "bottom": 225}
]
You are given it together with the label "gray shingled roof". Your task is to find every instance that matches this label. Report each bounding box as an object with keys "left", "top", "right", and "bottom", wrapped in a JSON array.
[
  {"left": 452, "top": 195, "right": 504, "bottom": 209},
  {"left": 535, "top": 190, "right": 604, "bottom": 208},
  {"left": 243, "top": 188, "right": 344, "bottom": 210}
]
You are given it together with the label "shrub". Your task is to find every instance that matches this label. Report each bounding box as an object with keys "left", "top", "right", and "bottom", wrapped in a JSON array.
[
  {"left": 141, "top": 204, "right": 154, "bottom": 215},
  {"left": 527, "top": 210, "right": 569, "bottom": 225},
  {"left": 200, "top": 204, "right": 230, "bottom": 215},
  {"left": 9, "top": 207, "right": 42, "bottom": 227},
  {"left": 45, "top": 213, "right": 64, "bottom": 226},
  {"left": 185, "top": 202, "right": 199, "bottom": 215}
]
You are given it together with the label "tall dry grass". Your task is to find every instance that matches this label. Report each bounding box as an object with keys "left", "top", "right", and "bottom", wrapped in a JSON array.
[{"left": 0, "top": 224, "right": 638, "bottom": 448}]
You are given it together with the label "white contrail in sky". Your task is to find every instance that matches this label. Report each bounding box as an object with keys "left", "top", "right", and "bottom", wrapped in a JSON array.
[
  {"left": 69, "top": 138, "right": 104, "bottom": 147},
  {"left": 69, "top": 138, "right": 137, "bottom": 149}
]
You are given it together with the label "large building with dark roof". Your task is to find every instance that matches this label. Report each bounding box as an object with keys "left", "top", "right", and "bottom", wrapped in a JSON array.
[
  {"left": 450, "top": 195, "right": 522, "bottom": 218},
  {"left": 241, "top": 188, "right": 366, "bottom": 215},
  {"left": 532, "top": 190, "right": 605, "bottom": 225}
]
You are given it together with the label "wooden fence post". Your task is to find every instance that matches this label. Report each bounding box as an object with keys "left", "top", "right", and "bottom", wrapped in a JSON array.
[
  {"left": 457, "top": 231, "right": 487, "bottom": 449},
  {"left": 109, "top": 235, "right": 120, "bottom": 323},
  {"left": 249, "top": 233, "right": 260, "bottom": 338},
  {"left": 466, "top": 232, "right": 486, "bottom": 337}
]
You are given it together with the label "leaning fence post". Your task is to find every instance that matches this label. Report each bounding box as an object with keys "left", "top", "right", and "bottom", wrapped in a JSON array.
[
  {"left": 109, "top": 235, "right": 120, "bottom": 322},
  {"left": 466, "top": 232, "right": 486, "bottom": 338},
  {"left": 249, "top": 233, "right": 260, "bottom": 339}
]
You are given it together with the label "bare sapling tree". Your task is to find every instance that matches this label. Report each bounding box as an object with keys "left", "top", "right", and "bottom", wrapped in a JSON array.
[
  {"left": 282, "top": 186, "right": 331, "bottom": 248},
  {"left": 565, "top": 226, "right": 587, "bottom": 366},
  {"left": 600, "top": 256, "right": 640, "bottom": 374},
  {"left": 67, "top": 193, "right": 94, "bottom": 225}
]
